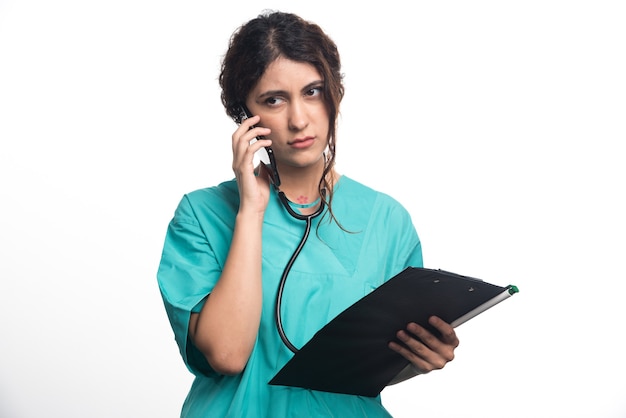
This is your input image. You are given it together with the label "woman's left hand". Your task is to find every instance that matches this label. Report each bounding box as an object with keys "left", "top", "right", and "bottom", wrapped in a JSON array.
[{"left": 388, "top": 316, "right": 459, "bottom": 374}]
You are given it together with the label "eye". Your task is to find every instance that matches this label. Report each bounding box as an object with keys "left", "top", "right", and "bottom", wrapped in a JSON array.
[
  {"left": 265, "top": 97, "right": 285, "bottom": 107},
  {"left": 305, "top": 86, "right": 323, "bottom": 97}
]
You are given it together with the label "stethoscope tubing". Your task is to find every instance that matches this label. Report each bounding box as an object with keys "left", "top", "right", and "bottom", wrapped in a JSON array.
[{"left": 274, "top": 191, "right": 325, "bottom": 353}]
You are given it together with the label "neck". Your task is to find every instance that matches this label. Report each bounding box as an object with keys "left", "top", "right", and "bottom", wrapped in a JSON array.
[{"left": 276, "top": 159, "right": 333, "bottom": 206}]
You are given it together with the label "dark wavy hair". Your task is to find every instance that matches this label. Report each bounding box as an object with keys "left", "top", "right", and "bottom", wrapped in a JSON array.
[{"left": 219, "top": 11, "right": 345, "bottom": 224}]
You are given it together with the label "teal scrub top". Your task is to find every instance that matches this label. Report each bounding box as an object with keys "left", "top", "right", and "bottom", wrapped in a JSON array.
[{"left": 157, "top": 176, "right": 423, "bottom": 417}]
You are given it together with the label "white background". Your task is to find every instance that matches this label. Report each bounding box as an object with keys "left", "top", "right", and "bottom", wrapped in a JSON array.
[{"left": 1, "top": 1, "right": 625, "bottom": 417}]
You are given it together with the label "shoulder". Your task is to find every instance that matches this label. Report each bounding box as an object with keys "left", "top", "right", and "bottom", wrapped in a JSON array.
[
  {"left": 336, "top": 176, "right": 410, "bottom": 215},
  {"left": 330, "top": 176, "right": 416, "bottom": 236},
  {"left": 173, "top": 179, "right": 239, "bottom": 223},
  {"left": 185, "top": 179, "right": 239, "bottom": 204}
]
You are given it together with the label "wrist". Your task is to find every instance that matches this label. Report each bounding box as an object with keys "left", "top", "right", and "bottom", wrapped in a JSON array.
[{"left": 235, "top": 208, "right": 265, "bottom": 227}]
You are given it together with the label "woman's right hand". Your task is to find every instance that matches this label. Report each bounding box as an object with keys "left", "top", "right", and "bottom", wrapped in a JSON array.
[{"left": 231, "top": 115, "right": 273, "bottom": 215}]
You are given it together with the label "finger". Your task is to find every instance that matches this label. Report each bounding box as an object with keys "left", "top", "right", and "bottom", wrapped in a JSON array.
[
  {"left": 395, "top": 328, "right": 429, "bottom": 355},
  {"left": 388, "top": 339, "right": 436, "bottom": 374},
  {"left": 255, "top": 161, "right": 272, "bottom": 183},
  {"left": 240, "top": 114, "right": 261, "bottom": 130},
  {"left": 405, "top": 323, "right": 455, "bottom": 359},
  {"left": 234, "top": 132, "right": 267, "bottom": 156},
  {"left": 401, "top": 322, "right": 457, "bottom": 365},
  {"left": 232, "top": 126, "right": 271, "bottom": 172},
  {"left": 427, "top": 316, "right": 460, "bottom": 347},
  {"left": 232, "top": 115, "right": 266, "bottom": 149},
  {"left": 396, "top": 329, "right": 449, "bottom": 369},
  {"left": 232, "top": 115, "right": 255, "bottom": 147},
  {"left": 249, "top": 137, "right": 273, "bottom": 153}
]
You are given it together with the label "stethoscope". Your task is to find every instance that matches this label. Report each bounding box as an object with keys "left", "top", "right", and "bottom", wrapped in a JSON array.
[
  {"left": 241, "top": 107, "right": 328, "bottom": 352},
  {"left": 274, "top": 188, "right": 326, "bottom": 353}
]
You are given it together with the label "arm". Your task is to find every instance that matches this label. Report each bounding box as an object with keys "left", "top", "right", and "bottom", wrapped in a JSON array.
[{"left": 189, "top": 116, "right": 272, "bottom": 375}]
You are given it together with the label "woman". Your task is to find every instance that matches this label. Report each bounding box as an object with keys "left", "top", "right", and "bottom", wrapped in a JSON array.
[{"left": 157, "top": 11, "right": 459, "bottom": 417}]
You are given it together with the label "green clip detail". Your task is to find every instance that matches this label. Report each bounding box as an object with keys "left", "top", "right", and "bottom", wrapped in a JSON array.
[{"left": 508, "top": 285, "right": 519, "bottom": 295}]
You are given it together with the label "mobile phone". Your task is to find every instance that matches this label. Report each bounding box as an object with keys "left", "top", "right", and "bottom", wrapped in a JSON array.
[{"left": 235, "top": 104, "right": 281, "bottom": 188}]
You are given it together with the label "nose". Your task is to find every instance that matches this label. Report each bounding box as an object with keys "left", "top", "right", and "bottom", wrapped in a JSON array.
[{"left": 287, "top": 99, "right": 309, "bottom": 132}]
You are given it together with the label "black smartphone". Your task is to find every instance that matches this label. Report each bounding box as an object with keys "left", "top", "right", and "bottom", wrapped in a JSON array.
[{"left": 235, "top": 104, "right": 281, "bottom": 188}]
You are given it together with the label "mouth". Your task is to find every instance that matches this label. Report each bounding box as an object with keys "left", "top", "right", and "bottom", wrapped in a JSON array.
[{"left": 289, "top": 136, "right": 315, "bottom": 149}]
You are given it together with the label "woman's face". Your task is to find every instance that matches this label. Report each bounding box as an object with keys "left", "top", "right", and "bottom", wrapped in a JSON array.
[{"left": 246, "top": 57, "right": 329, "bottom": 173}]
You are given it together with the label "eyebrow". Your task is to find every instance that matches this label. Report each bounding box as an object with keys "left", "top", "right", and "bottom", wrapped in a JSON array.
[{"left": 257, "top": 80, "right": 324, "bottom": 100}]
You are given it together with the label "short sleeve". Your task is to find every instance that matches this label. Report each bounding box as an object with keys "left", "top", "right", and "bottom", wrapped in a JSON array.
[
  {"left": 156, "top": 194, "right": 223, "bottom": 377},
  {"left": 376, "top": 194, "right": 423, "bottom": 276},
  {"left": 391, "top": 200, "right": 423, "bottom": 269}
]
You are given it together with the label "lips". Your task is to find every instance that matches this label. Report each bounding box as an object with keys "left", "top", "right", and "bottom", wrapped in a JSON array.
[{"left": 289, "top": 136, "right": 315, "bottom": 149}]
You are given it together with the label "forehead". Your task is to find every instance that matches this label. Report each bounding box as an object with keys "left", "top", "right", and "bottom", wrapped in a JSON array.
[{"left": 252, "top": 57, "right": 322, "bottom": 93}]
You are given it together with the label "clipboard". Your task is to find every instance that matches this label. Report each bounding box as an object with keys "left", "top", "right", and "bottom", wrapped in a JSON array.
[{"left": 269, "top": 267, "right": 518, "bottom": 397}]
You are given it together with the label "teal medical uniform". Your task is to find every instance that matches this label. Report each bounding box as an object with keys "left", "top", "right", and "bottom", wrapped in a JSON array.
[{"left": 157, "top": 176, "right": 423, "bottom": 417}]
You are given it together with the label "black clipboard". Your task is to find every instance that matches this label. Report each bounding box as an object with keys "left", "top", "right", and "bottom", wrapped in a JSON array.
[{"left": 269, "top": 267, "right": 518, "bottom": 397}]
